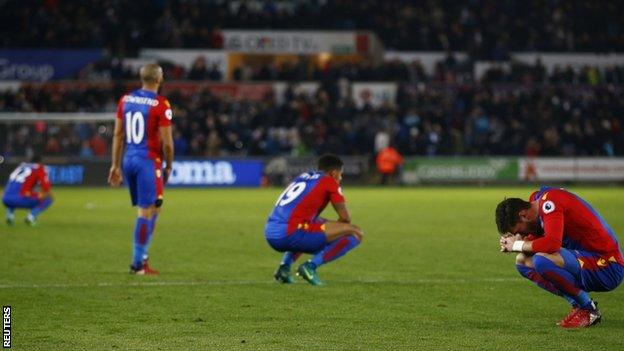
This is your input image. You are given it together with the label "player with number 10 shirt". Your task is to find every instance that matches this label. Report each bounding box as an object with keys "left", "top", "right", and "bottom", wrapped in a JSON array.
[
  {"left": 265, "top": 154, "right": 364, "bottom": 285},
  {"left": 108, "top": 63, "right": 174, "bottom": 275}
]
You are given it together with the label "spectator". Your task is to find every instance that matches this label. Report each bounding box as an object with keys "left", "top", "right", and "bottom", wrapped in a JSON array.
[
  {"left": 173, "top": 130, "right": 189, "bottom": 156},
  {"left": 2, "top": 80, "right": 624, "bottom": 158},
  {"left": 208, "top": 63, "right": 223, "bottom": 81},
  {"left": 376, "top": 144, "right": 404, "bottom": 185},
  {"left": 2, "top": 1, "right": 623, "bottom": 55},
  {"left": 79, "top": 140, "right": 94, "bottom": 158},
  {"left": 89, "top": 132, "right": 108, "bottom": 156},
  {"left": 187, "top": 56, "right": 209, "bottom": 80}
]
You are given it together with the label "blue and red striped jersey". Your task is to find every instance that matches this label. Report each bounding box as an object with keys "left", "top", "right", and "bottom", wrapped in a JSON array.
[
  {"left": 267, "top": 171, "right": 345, "bottom": 233},
  {"left": 116, "top": 89, "right": 173, "bottom": 160},
  {"left": 4, "top": 162, "right": 50, "bottom": 197},
  {"left": 529, "top": 186, "right": 624, "bottom": 264}
]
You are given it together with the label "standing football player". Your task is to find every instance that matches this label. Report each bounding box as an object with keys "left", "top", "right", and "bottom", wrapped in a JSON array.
[
  {"left": 265, "top": 154, "right": 364, "bottom": 285},
  {"left": 108, "top": 63, "right": 174, "bottom": 275},
  {"left": 496, "top": 186, "right": 624, "bottom": 328},
  {"left": 2, "top": 155, "right": 53, "bottom": 226}
]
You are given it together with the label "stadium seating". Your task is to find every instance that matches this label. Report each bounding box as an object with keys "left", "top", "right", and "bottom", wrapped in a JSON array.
[{"left": 2, "top": 82, "right": 622, "bottom": 157}]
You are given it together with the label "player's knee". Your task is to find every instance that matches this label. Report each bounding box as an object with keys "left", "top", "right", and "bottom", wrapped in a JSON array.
[
  {"left": 137, "top": 206, "right": 153, "bottom": 218},
  {"left": 532, "top": 254, "right": 554, "bottom": 274},
  {"left": 349, "top": 234, "right": 362, "bottom": 244},
  {"left": 515, "top": 253, "right": 528, "bottom": 265}
]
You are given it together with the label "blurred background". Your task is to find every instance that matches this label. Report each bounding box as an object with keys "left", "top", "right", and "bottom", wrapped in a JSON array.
[{"left": 1, "top": 0, "right": 623, "bottom": 186}]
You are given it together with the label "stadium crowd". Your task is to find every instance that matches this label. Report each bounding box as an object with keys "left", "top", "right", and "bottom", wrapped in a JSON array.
[
  {"left": 2, "top": 82, "right": 623, "bottom": 158},
  {"left": 237, "top": 59, "right": 624, "bottom": 85},
  {"left": 3, "top": 0, "right": 623, "bottom": 56},
  {"left": 77, "top": 54, "right": 624, "bottom": 86}
]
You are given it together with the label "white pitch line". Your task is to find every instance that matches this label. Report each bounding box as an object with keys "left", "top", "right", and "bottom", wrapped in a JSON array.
[{"left": 0, "top": 277, "right": 523, "bottom": 289}]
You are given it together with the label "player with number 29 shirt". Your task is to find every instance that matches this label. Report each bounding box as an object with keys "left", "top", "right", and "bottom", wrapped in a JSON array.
[
  {"left": 108, "top": 63, "right": 174, "bottom": 275},
  {"left": 265, "top": 154, "right": 364, "bottom": 285}
]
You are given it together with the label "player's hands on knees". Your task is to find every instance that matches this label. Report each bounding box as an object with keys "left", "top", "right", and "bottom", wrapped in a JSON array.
[
  {"left": 108, "top": 166, "right": 123, "bottom": 187},
  {"left": 351, "top": 225, "right": 364, "bottom": 241}
]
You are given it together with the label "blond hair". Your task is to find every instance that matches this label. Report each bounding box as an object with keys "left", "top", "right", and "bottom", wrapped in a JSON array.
[{"left": 140, "top": 63, "right": 163, "bottom": 85}]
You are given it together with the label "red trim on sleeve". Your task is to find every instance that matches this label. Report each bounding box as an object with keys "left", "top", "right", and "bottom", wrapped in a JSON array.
[
  {"left": 116, "top": 95, "right": 126, "bottom": 120},
  {"left": 157, "top": 96, "right": 173, "bottom": 127}
]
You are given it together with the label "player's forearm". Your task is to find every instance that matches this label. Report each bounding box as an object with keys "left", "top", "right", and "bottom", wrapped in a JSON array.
[
  {"left": 110, "top": 118, "right": 124, "bottom": 168},
  {"left": 334, "top": 203, "right": 351, "bottom": 223},
  {"left": 528, "top": 236, "right": 561, "bottom": 253},
  {"left": 509, "top": 238, "right": 562, "bottom": 254},
  {"left": 159, "top": 126, "right": 174, "bottom": 169},
  {"left": 111, "top": 136, "right": 123, "bottom": 168},
  {"left": 162, "top": 142, "right": 174, "bottom": 169}
]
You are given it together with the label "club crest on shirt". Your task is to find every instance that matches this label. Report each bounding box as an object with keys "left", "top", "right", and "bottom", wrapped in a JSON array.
[{"left": 542, "top": 200, "right": 555, "bottom": 214}]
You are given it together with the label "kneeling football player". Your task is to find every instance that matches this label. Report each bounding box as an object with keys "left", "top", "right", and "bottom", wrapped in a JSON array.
[
  {"left": 264, "top": 154, "right": 363, "bottom": 285},
  {"left": 496, "top": 186, "right": 624, "bottom": 328},
  {"left": 3, "top": 155, "right": 53, "bottom": 226}
]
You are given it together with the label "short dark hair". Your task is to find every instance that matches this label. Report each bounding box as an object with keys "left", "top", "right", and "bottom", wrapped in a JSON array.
[
  {"left": 495, "top": 198, "right": 531, "bottom": 234},
  {"left": 318, "top": 154, "right": 343, "bottom": 172},
  {"left": 30, "top": 154, "right": 42, "bottom": 163}
]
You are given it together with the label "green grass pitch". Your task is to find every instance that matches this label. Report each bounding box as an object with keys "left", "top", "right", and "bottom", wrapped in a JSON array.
[{"left": 1, "top": 186, "right": 623, "bottom": 350}]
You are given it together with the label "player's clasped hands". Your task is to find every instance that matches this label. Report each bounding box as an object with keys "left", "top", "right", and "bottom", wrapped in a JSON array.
[{"left": 499, "top": 233, "right": 521, "bottom": 253}]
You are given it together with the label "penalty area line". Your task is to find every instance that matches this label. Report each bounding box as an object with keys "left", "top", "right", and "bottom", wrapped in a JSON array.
[{"left": 0, "top": 277, "right": 523, "bottom": 289}]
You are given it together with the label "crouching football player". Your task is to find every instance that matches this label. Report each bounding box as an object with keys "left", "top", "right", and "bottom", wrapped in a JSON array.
[
  {"left": 3, "top": 155, "right": 53, "bottom": 226},
  {"left": 264, "top": 154, "right": 363, "bottom": 286},
  {"left": 496, "top": 186, "right": 624, "bottom": 328}
]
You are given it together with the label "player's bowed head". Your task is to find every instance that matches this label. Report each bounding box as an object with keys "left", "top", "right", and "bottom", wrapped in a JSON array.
[{"left": 495, "top": 197, "right": 542, "bottom": 252}]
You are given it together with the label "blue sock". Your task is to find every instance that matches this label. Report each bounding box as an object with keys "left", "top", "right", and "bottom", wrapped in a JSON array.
[
  {"left": 310, "top": 235, "right": 360, "bottom": 268},
  {"left": 6, "top": 207, "right": 14, "bottom": 220},
  {"left": 281, "top": 252, "right": 302, "bottom": 267},
  {"left": 30, "top": 197, "right": 53, "bottom": 218},
  {"left": 533, "top": 255, "right": 593, "bottom": 310},
  {"left": 132, "top": 217, "right": 151, "bottom": 268},
  {"left": 143, "top": 213, "right": 158, "bottom": 261},
  {"left": 516, "top": 264, "right": 578, "bottom": 307}
]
